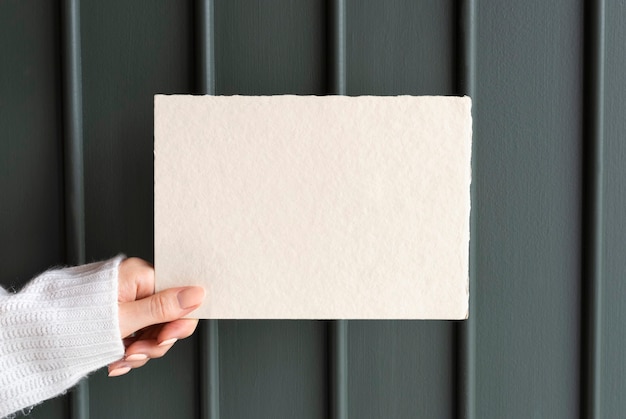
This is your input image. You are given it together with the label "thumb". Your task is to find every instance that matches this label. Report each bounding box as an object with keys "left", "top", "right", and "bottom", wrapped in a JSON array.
[{"left": 119, "top": 286, "right": 205, "bottom": 338}]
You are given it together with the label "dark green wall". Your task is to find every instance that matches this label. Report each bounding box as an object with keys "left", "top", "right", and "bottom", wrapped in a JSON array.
[{"left": 0, "top": 1, "right": 619, "bottom": 418}]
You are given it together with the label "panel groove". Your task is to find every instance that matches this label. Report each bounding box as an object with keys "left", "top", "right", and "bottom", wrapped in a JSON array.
[
  {"left": 329, "top": 321, "right": 348, "bottom": 419},
  {"left": 198, "top": 322, "right": 220, "bottom": 419},
  {"left": 197, "top": 0, "right": 216, "bottom": 96},
  {"left": 60, "top": 0, "right": 88, "bottom": 417},
  {"left": 327, "top": 1, "right": 348, "bottom": 419},
  {"left": 327, "top": 0, "right": 346, "bottom": 96},
  {"left": 195, "top": 1, "right": 220, "bottom": 418},
  {"left": 60, "top": 0, "right": 85, "bottom": 266},
  {"left": 581, "top": 0, "right": 605, "bottom": 418},
  {"left": 455, "top": 1, "right": 476, "bottom": 418}
]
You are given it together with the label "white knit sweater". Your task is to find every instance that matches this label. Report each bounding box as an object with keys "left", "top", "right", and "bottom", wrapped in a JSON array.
[{"left": 0, "top": 256, "right": 125, "bottom": 418}]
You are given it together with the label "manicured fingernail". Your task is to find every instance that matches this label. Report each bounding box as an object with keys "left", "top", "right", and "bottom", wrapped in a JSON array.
[
  {"left": 108, "top": 367, "right": 131, "bottom": 377},
  {"left": 159, "top": 338, "right": 178, "bottom": 347},
  {"left": 177, "top": 286, "right": 205, "bottom": 309},
  {"left": 125, "top": 353, "right": 148, "bottom": 362}
]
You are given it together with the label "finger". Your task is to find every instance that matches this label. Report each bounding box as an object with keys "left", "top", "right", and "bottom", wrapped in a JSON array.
[
  {"left": 109, "top": 357, "right": 149, "bottom": 371},
  {"left": 118, "top": 286, "right": 205, "bottom": 338},
  {"left": 124, "top": 337, "right": 177, "bottom": 361},
  {"left": 133, "top": 324, "right": 163, "bottom": 341},
  {"left": 123, "top": 324, "right": 166, "bottom": 349},
  {"left": 108, "top": 365, "right": 131, "bottom": 377},
  {"left": 156, "top": 319, "right": 199, "bottom": 344},
  {"left": 118, "top": 257, "right": 155, "bottom": 301},
  {"left": 107, "top": 358, "right": 149, "bottom": 377}
]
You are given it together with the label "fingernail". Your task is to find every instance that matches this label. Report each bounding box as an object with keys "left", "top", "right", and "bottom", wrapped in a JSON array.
[
  {"left": 108, "top": 367, "right": 131, "bottom": 377},
  {"left": 177, "top": 286, "right": 205, "bottom": 309},
  {"left": 125, "top": 353, "right": 148, "bottom": 362},
  {"left": 159, "top": 338, "right": 178, "bottom": 347}
]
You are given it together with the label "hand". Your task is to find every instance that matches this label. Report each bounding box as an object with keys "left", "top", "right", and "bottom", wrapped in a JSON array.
[{"left": 107, "top": 257, "right": 205, "bottom": 377}]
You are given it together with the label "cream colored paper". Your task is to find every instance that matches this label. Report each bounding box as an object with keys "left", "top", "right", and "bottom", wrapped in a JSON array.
[{"left": 154, "top": 95, "right": 471, "bottom": 319}]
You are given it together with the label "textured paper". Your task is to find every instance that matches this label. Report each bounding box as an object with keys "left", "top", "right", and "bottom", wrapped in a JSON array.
[{"left": 154, "top": 95, "right": 471, "bottom": 319}]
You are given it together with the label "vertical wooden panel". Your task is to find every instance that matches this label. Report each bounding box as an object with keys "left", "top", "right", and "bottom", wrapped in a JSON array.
[
  {"left": 474, "top": 1, "right": 582, "bottom": 417},
  {"left": 79, "top": 1, "right": 198, "bottom": 418},
  {"left": 0, "top": 1, "right": 65, "bottom": 288},
  {"left": 345, "top": 2, "right": 457, "bottom": 418},
  {"left": 600, "top": 0, "right": 626, "bottom": 416},
  {"left": 349, "top": 322, "right": 456, "bottom": 419},
  {"left": 213, "top": 2, "right": 328, "bottom": 418},
  {"left": 219, "top": 321, "right": 327, "bottom": 419},
  {"left": 214, "top": 0, "right": 326, "bottom": 95},
  {"left": 0, "top": 2, "right": 67, "bottom": 417},
  {"left": 80, "top": 0, "right": 194, "bottom": 261},
  {"left": 346, "top": 0, "right": 456, "bottom": 96}
]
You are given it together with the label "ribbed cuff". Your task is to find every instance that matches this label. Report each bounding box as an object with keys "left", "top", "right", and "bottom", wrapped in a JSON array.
[{"left": 0, "top": 255, "right": 126, "bottom": 418}]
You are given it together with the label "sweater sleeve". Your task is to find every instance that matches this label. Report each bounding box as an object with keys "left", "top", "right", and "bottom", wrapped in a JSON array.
[{"left": 0, "top": 256, "right": 126, "bottom": 418}]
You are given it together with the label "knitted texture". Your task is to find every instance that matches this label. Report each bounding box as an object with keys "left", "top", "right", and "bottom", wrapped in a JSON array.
[{"left": 0, "top": 256, "right": 125, "bottom": 418}]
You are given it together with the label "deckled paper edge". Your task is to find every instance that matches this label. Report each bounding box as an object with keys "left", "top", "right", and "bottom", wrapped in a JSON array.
[{"left": 154, "top": 94, "right": 472, "bottom": 320}]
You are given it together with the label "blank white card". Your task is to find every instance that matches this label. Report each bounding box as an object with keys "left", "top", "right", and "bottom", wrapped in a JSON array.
[{"left": 154, "top": 95, "right": 471, "bottom": 319}]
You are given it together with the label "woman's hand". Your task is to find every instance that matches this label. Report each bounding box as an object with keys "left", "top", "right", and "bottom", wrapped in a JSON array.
[{"left": 107, "top": 257, "right": 205, "bottom": 377}]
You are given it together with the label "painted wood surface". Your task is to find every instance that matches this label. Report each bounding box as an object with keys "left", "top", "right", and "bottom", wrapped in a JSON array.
[{"left": 0, "top": 1, "right": 622, "bottom": 418}]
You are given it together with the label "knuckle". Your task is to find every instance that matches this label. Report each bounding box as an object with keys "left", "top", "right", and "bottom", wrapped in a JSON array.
[
  {"left": 150, "top": 293, "right": 174, "bottom": 322},
  {"left": 139, "top": 265, "right": 155, "bottom": 284}
]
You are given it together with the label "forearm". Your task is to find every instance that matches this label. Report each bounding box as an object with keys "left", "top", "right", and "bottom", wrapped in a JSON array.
[{"left": 0, "top": 256, "right": 125, "bottom": 418}]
